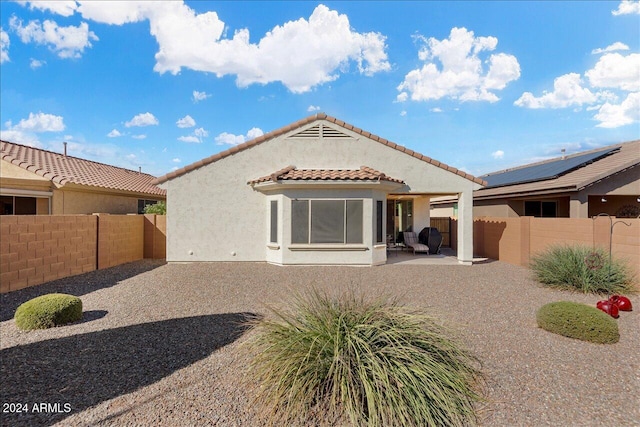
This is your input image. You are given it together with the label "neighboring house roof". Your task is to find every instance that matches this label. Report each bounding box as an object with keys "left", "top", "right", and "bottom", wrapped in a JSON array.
[
  {"left": 475, "top": 140, "right": 639, "bottom": 200},
  {"left": 1, "top": 140, "right": 166, "bottom": 197},
  {"left": 154, "top": 113, "right": 486, "bottom": 186},
  {"left": 249, "top": 165, "right": 405, "bottom": 185}
]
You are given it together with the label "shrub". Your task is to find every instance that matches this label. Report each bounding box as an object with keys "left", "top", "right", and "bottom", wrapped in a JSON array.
[
  {"left": 246, "top": 290, "right": 483, "bottom": 427},
  {"left": 536, "top": 301, "right": 619, "bottom": 344},
  {"left": 15, "top": 294, "right": 83, "bottom": 330},
  {"left": 530, "top": 245, "right": 635, "bottom": 294},
  {"left": 143, "top": 201, "right": 166, "bottom": 215}
]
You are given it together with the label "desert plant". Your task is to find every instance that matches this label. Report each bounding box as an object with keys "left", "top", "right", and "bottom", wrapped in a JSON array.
[
  {"left": 530, "top": 245, "right": 635, "bottom": 294},
  {"left": 143, "top": 201, "right": 166, "bottom": 215},
  {"left": 246, "top": 290, "right": 483, "bottom": 427},
  {"left": 536, "top": 301, "right": 619, "bottom": 344},
  {"left": 15, "top": 293, "right": 83, "bottom": 330}
]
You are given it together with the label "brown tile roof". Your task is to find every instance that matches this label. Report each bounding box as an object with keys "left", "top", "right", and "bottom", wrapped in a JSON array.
[
  {"left": 474, "top": 140, "right": 639, "bottom": 199},
  {"left": 154, "top": 113, "right": 486, "bottom": 186},
  {"left": 249, "top": 165, "right": 405, "bottom": 185},
  {"left": 1, "top": 140, "right": 166, "bottom": 197}
]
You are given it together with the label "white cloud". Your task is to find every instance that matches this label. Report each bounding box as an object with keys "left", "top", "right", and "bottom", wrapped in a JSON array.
[
  {"left": 307, "top": 105, "right": 321, "bottom": 112},
  {"left": 29, "top": 2, "right": 390, "bottom": 93},
  {"left": 430, "top": 107, "right": 443, "bottom": 113},
  {"left": 125, "top": 112, "right": 159, "bottom": 127},
  {"left": 194, "top": 127, "right": 208, "bottom": 138},
  {"left": 215, "top": 127, "right": 264, "bottom": 146},
  {"left": 176, "top": 114, "right": 196, "bottom": 128},
  {"left": 192, "top": 90, "right": 210, "bottom": 102},
  {"left": 21, "top": 1, "right": 79, "bottom": 17},
  {"left": 594, "top": 92, "right": 640, "bottom": 128},
  {"left": 29, "top": 58, "right": 45, "bottom": 69},
  {"left": 107, "top": 129, "right": 122, "bottom": 137},
  {"left": 491, "top": 150, "right": 504, "bottom": 159},
  {"left": 514, "top": 73, "right": 601, "bottom": 109},
  {"left": 585, "top": 52, "right": 640, "bottom": 92},
  {"left": 9, "top": 16, "right": 98, "bottom": 59},
  {"left": 0, "top": 129, "right": 41, "bottom": 146},
  {"left": 397, "top": 27, "right": 520, "bottom": 103},
  {"left": 12, "top": 112, "right": 65, "bottom": 132},
  {"left": 0, "top": 27, "right": 9, "bottom": 63},
  {"left": 400, "top": 110, "right": 407, "bottom": 116},
  {"left": 177, "top": 135, "right": 201, "bottom": 143},
  {"left": 131, "top": 134, "right": 146, "bottom": 140},
  {"left": 592, "top": 42, "right": 629, "bottom": 55},
  {"left": 612, "top": 0, "right": 640, "bottom": 15},
  {"left": 172, "top": 158, "right": 181, "bottom": 163}
]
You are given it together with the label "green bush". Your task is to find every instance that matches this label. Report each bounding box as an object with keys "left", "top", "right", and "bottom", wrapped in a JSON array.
[
  {"left": 143, "top": 201, "right": 166, "bottom": 215},
  {"left": 15, "top": 294, "right": 83, "bottom": 330},
  {"left": 536, "top": 301, "right": 619, "bottom": 344},
  {"left": 530, "top": 245, "right": 635, "bottom": 294},
  {"left": 246, "top": 290, "right": 483, "bottom": 427}
]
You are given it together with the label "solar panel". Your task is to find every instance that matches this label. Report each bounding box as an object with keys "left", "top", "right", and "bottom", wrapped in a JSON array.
[{"left": 482, "top": 147, "right": 618, "bottom": 188}]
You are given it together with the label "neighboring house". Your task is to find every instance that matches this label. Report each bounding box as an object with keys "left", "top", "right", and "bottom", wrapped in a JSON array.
[
  {"left": 154, "top": 113, "right": 485, "bottom": 266},
  {"left": 1, "top": 140, "right": 166, "bottom": 215},
  {"left": 431, "top": 140, "right": 640, "bottom": 219}
]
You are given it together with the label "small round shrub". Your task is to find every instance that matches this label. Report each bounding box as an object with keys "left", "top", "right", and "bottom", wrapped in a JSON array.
[
  {"left": 246, "top": 290, "right": 483, "bottom": 427},
  {"left": 530, "top": 245, "right": 635, "bottom": 294},
  {"left": 536, "top": 301, "right": 619, "bottom": 344},
  {"left": 15, "top": 294, "right": 83, "bottom": 330}
]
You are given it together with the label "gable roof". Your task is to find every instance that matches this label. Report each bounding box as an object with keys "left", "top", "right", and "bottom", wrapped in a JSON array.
[
  {"left": 475, "top": 140, "right": 639, "bottom": 200},
  {"left": 249, "top": 165, "right": 405, "bottom": 185},
  {"left": 1, "top": 140, "right": 166, "bottom": 197},
  {"left": 154, "top": 113, "right": 486, "bottom": 186}
]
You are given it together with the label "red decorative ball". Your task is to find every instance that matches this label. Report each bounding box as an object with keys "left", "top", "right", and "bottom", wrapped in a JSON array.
[
  {"left": 596, "top": 300, "right": 619, "bottom": 318},
  {"left": 609, "top": 295, "right": 633, "bottom": 311}
]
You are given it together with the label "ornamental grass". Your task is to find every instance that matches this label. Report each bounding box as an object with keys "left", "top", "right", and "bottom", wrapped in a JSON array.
[{"left": 246, "top": 289, "right": 483, "bottom": 427}]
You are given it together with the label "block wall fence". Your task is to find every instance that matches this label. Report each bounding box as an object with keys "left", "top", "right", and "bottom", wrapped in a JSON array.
[
  {"left": 0, "top": 214, "right": 166, "bottom": 293},
  {"left": 450, "top": 216, "right": 640, "bottom": 279}
]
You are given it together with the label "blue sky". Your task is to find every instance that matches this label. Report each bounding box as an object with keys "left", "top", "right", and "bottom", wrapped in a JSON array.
[{"left": 1, "top": 1, "right": 638, "bottom": 177}]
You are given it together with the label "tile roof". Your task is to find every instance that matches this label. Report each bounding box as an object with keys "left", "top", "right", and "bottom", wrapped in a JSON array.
[
  {"left": 474, "top": 139, "right": 639, "bottom": 199},
  {"left": 154, "top": 113, "right": 486, "bottom": 186},
  {"left": 249, "top": 165, "right": 405, "bottom": 185},
  {"left": 1, "top": 140, "right": 166, "bottom": 197}
]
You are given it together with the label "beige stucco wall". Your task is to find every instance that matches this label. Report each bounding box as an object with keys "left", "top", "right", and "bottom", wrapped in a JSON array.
[
  {"left": 165, "top": 119, "right": 480, "bottom": 264},
  {"left": 52, "top": 188, "right": 136, "bottom": 214}
]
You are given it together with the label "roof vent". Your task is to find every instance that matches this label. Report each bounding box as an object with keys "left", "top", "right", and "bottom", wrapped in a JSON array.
[
  {"left": 291, "top": 125, "right": 320, "bottom": 138},
  {"left": 290, "top": 124, "right": 351, "bottom": 139}
]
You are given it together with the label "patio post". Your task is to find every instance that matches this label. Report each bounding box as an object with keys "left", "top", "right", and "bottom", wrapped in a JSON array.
[{"left": 457, "top": 189, "right": 473, "bottom": 265}]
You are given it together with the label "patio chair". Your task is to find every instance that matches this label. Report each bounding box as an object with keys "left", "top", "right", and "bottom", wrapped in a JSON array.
[{"left": 402, "top": 232, "right": 429, "bottom": 255}]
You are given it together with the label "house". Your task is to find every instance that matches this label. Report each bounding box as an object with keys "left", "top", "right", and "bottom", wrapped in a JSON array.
[
  {"left": 430, "top": 140, "right": 640, "bottom": 219},
  {"left": 0, "top": 140, "right": 166, "bottom": 215},
  {"left": 153, "top": 113, "right": 485, "bottom": 266}
]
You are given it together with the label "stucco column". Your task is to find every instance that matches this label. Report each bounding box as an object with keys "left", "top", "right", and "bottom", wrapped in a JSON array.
[
  {"left": 569, "top": 193, "right": 588, "bottom": 218},
  {"left": 413, "top": 196, "right": 431, "bottom": 232},
  {"left": 457, "top": 189, "right": 473, "bottom": 265}
]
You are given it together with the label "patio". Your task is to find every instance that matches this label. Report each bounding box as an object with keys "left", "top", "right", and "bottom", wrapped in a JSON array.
[{"left": 1, "top": 259, "right": 638, "bottom": 426}]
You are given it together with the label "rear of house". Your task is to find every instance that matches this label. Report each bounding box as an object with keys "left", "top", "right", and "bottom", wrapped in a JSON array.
[{"left": 154, "top": 114, "right": 485, "bottom": 266}]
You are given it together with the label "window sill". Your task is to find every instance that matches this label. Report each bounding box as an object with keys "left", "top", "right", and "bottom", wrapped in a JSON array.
[
  {"left": 267, "top": 244, "right": 280, "bottom": 250},
  {"left": 288, "top": 244, "right": 368, "bottom": 251}
]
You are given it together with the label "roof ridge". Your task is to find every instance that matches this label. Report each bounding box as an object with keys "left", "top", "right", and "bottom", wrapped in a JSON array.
[{"left": 154, "top": 113, "right": 486, "bottom": 186}]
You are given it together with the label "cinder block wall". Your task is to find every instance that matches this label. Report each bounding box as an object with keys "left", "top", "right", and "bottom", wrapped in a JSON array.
[
  {"left": 465, "top": 216, "right": 640, "bottom": 279},
  {"left": 97, "top": 214, "right": 144, "bottom": 269},
  {"left": 143, "top": 214, "right": 167, "bottom": 259},
  {"left": 0, "top": 215, "right": 97, "bottom": 293}
]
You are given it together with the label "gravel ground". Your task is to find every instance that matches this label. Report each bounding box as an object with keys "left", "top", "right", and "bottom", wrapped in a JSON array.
[{"left": 1, "top": 259, "right": 638, "bottom": 427}]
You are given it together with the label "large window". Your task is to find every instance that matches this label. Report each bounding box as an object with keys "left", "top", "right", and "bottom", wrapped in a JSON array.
[
  {"left": 524, "top": 200, "right": 557, "bottom": 217},
  {"left": 138, "top": 199, "right": 158, "bottom": 214},
  {"left": 292, "top": 199, "right": 363, "bottom": 244},
  {"left": 0, "top": 196, "right": 47, "bottom": 215}
]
